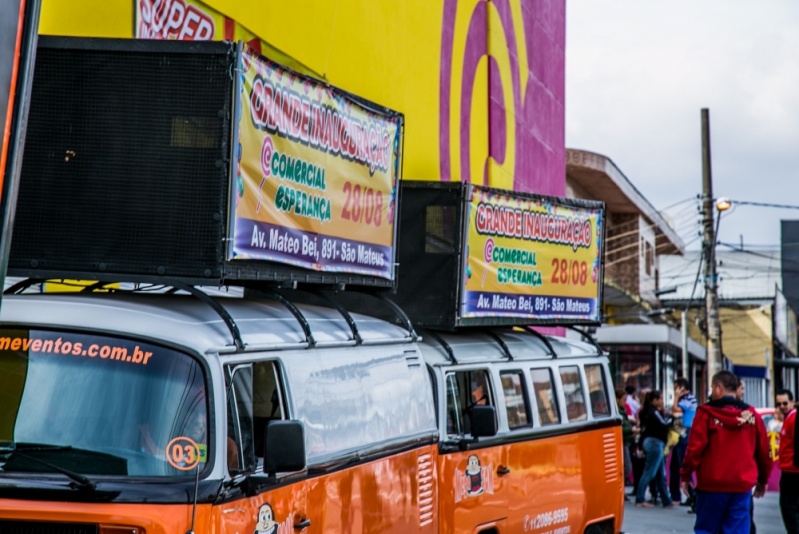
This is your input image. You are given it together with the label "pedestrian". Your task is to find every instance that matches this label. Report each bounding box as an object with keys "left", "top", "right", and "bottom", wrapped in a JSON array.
[
  {"left": 633, "top": 388, "right": 658, "bottom": 502},
  {"left": 635, "top": 389, "right": 676, "bottom": 508},
  {"left": 680, "top": 371, "right": 771, "bottom": 534},
  {"left": 778, "top": 389, "right": 799, "bottom": 534},
  {"left": 670, "top": 377, "right": 697, "bottom": 506},
  {"left": 775, "top": 389, "right": 795, "bottom": 434},
  {"left": 736, "top": 377, "right": 757, "bottom": 534},
  {"left": 626, "top": 385, "right": 641, "bottom": 422},
  {"left": 616, "top": 387, "right": 635, "bottom": 497}
]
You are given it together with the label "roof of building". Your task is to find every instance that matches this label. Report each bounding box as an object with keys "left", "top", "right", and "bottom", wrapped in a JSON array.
[
  {"left": 566, "top": 149, "right": 685, "bottom": 255},
  {"left": 658, "top": 248, "right": 780, "bottom": 303}
]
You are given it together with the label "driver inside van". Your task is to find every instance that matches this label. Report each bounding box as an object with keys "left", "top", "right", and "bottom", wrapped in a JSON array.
[{"left": 471, "top": 372, "right": 490, "bottom": 406}]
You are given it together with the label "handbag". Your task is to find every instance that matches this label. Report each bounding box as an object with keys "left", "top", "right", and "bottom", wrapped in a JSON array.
[{"left": 663, "top": 429, "right": 680, "bottom": 456}]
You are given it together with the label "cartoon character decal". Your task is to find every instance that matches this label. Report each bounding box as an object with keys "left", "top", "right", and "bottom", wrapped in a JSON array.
[
  {"left": 466, "top": 454, "right": 483, "bottom": 495},
  {"left": 454, "top": 454, "right": 494, "bottom": 502},
  {"left": 254, "top": 503, "right": 279, "bottom": 534}
]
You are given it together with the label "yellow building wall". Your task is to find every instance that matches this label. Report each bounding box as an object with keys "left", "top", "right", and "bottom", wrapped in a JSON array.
[
  {"left": 38, "top": 0, "right": 567, "bottom": 195},
  {"left": 682, "top": 306, "right": 773, "bottom": 374},
  {"left": 720, "top": 306, "right": 773, "bottom": 368},
  {"left": 40, "top": 0, "right": 133, "bottom": 38}
]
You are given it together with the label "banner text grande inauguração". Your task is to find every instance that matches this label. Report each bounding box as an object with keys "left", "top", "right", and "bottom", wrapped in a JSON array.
[{"left": 231, "top": 47, "right": 402, "bottom": 280}]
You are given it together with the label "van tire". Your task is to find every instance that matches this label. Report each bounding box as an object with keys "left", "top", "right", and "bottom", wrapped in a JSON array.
[{"left": 584, "top": 520, "right": 613, "bottom": 534}]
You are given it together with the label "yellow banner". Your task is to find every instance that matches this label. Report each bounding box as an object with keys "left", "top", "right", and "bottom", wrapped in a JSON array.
[
  {"left": 462, "top": 186, "right": 604, "bottom": 322},
  {"left": 231, "top": 47, "right": 402, "bottom": 280}
]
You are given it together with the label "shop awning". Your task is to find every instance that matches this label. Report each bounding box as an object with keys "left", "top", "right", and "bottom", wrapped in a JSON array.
[{"left": 591, "top": 323, "right": 706, "bottom": 361}]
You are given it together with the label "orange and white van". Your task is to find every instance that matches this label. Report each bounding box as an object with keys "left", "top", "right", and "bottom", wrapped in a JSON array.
[
  {"left": 0, "top": 287, "right": 439, "bottom": 533},
  {"left": 0, "top": 286, "right": 623, "bottom": 533},
  {"left": 418, "top": 327, "right": 624, "bottom": 534}
]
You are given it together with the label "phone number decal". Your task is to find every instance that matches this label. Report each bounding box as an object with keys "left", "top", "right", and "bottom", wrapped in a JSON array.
[{"left": 524, "top": 507, "right": 569, "bottom": 532}]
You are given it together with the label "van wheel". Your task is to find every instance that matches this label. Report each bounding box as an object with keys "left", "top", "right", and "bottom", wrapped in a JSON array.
[{"left": 584, "top": 521, "right": 612, "bottom": 534}]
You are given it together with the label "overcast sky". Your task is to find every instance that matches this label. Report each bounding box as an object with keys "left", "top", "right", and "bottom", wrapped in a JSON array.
[{"left": 566, "top": 0, "right": 799, "bottom": 251}]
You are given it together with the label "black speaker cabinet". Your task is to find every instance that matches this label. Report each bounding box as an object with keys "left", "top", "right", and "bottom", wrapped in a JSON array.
[{"left": 9, "top": 37, "right": 396, "bottom": 289}]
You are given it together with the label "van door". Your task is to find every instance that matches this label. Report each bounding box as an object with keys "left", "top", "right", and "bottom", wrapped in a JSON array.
[
  {"left": 216, "top": 361, "right": 310, "bottom": 534},
  {"left": 438, "top": 369, "right": 508, "bottom": 534},
  {"left": 506, "top": 366, "right": 571, "bottom": 532}
]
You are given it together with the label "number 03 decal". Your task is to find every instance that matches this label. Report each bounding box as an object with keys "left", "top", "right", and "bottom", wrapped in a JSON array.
[{"left": 166, "top": 436, "right": 201, "bottom": 470}]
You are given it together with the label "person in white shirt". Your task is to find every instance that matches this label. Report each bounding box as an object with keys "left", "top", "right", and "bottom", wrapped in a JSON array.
[{"left": 625, "top": 385, "right": 641, "bottom": 421}]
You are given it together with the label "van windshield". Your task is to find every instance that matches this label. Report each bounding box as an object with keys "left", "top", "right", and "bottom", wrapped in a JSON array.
[{"left": 0, "top": 328, "right": 208, "bottom": 478}]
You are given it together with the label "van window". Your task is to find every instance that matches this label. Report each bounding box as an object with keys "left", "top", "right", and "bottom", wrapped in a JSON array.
[
  {"left": 559, "top": 366, "right": 587, "bottom": 422},
  {"left": 445, "top": 369, "right": 494, "bottom": 436},
  {"left": 585, "top": 364, "right": 610, "bottom": 418},
  {"left": 530, "top": 368, "right": 560, "bottom": 425},
  {"left": 500, "top": 371, "right": 530, "bottom": 429},
  {"left": 0, "top": 328, "right": 207, "bottom": 477},
  {"left": 227, "top": 361, "right": 285, "bottom": 473}
]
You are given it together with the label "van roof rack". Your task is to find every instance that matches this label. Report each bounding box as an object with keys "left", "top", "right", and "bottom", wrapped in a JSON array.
[
  {"left": 274, "top": 288, "right": 363, "bottom": 346},
  {"left": 522, "top": 326, "right": 556, "bottom": 357},
  {"left": 249, "top": 287, "right": 316, "bottom": 348},
  {"left": 564, "top": 325, "right": 603, "bottom": 356},
  {"left": 422, "top": 330, "right": 458, "bottom": 364},
  {"left": 4, "top": 277, "right": 249, "bottom": 352},
  {"left": 360, "top": 290, "right": 418, "bottom": 342},
  {"left": 484, "top": 330, "right": 513, "bottom": 361},
  {"left": 5, "top": 277, "right": 420, "bottom": 349}
]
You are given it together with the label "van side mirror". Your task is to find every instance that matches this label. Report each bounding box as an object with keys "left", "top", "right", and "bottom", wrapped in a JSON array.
[
  {"left": 469, "top": 405, "right": 497, "bottom": 437},
  {"left": 264, "top": 419, "right": 306, "bottom": 475}
]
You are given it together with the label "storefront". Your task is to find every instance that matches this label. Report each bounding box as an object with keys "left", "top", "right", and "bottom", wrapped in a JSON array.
[{"left": 590, "top": 323, "right": 707, "bottom": 404}]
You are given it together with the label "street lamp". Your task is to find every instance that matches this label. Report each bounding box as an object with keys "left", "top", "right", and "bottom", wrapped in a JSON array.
[{"left": 716, "top": 197, "right": 732, "bottom": 212}]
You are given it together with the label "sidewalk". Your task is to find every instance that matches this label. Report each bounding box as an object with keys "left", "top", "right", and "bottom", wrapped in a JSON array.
[{"left": 621, "top": 491, "right": 782, "bottom": 533}]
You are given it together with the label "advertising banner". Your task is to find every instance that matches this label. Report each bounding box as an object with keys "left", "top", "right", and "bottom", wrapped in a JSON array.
[
  {"left": 231, "top": 46, "right": 403, "bottom": 280},
  {"left": 462, "top": 186, "right": 604, "bottom": 323}
]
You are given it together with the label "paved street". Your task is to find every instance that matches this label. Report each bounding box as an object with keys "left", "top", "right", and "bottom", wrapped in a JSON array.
[{"left": 622, "top": 492, "right": 783, "bottom": 533}]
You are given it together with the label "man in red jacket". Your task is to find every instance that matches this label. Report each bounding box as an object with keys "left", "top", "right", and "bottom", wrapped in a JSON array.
[
  {"left": 779, "top": 393, "right": 799, "bottom": 533},
  {"left": 680, "top": 371, "right": 772, "bottom": 534}
]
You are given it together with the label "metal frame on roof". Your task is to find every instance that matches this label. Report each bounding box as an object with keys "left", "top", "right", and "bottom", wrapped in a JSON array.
[
  {"left": 422, "top": 327, "right": 576, "bottom": 365},
  {"left": 423, "top": 330, "right": 458, "bottom": 364},
  {"left": 522, "top": 326, "right": 556, "bottom": 357},
  {"left": 3, "top": 277, "right": 420, "bottom": 353},
  {"left": 565, "top": 325, "right": 603, "bottom": 356},
  {"left": 4, "top": 277, "right": 248, "bottom": 352},
  {"left": 485, "top": 330, "right": 513, "bottom": 361}
]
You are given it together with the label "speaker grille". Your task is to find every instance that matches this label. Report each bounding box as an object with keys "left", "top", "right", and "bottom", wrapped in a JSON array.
[
  {"left": 391, "top": 182, "right": 464, "bottom": 328},
  {"left": 9, "top": 38, "right": 234, "bottom": 280}
]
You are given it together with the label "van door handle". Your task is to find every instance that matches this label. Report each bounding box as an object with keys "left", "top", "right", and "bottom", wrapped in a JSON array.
[
  {"left": 497, "top": 465, "right": 510, "bottom": 475},
  {"left": 294, "top": 518, "right": 311, "bottom": 530}
]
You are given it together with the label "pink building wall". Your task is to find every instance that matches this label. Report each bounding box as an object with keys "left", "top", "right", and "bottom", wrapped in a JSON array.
[{"left": 439, "top": 0, "right": 565, "bottom": 196}]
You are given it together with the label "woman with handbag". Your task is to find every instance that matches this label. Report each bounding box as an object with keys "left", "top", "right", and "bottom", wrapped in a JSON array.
[{"left": 635, "top": 390, "right": 677, "bottom": 508}]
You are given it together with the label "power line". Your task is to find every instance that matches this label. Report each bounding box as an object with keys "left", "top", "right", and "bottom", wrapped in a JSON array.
[{"left": 722, "top": 200, "right": 799, "bottom": 211}]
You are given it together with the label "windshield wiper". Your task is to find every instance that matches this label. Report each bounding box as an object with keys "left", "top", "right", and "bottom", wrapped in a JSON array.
[{"left": 0, "top": 445, "right": 96, "bottom": 491}]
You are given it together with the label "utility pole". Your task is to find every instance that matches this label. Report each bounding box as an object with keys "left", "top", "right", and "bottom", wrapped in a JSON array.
[{"left": 702, "top": 108, "right": 723, "bottom": 393}]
